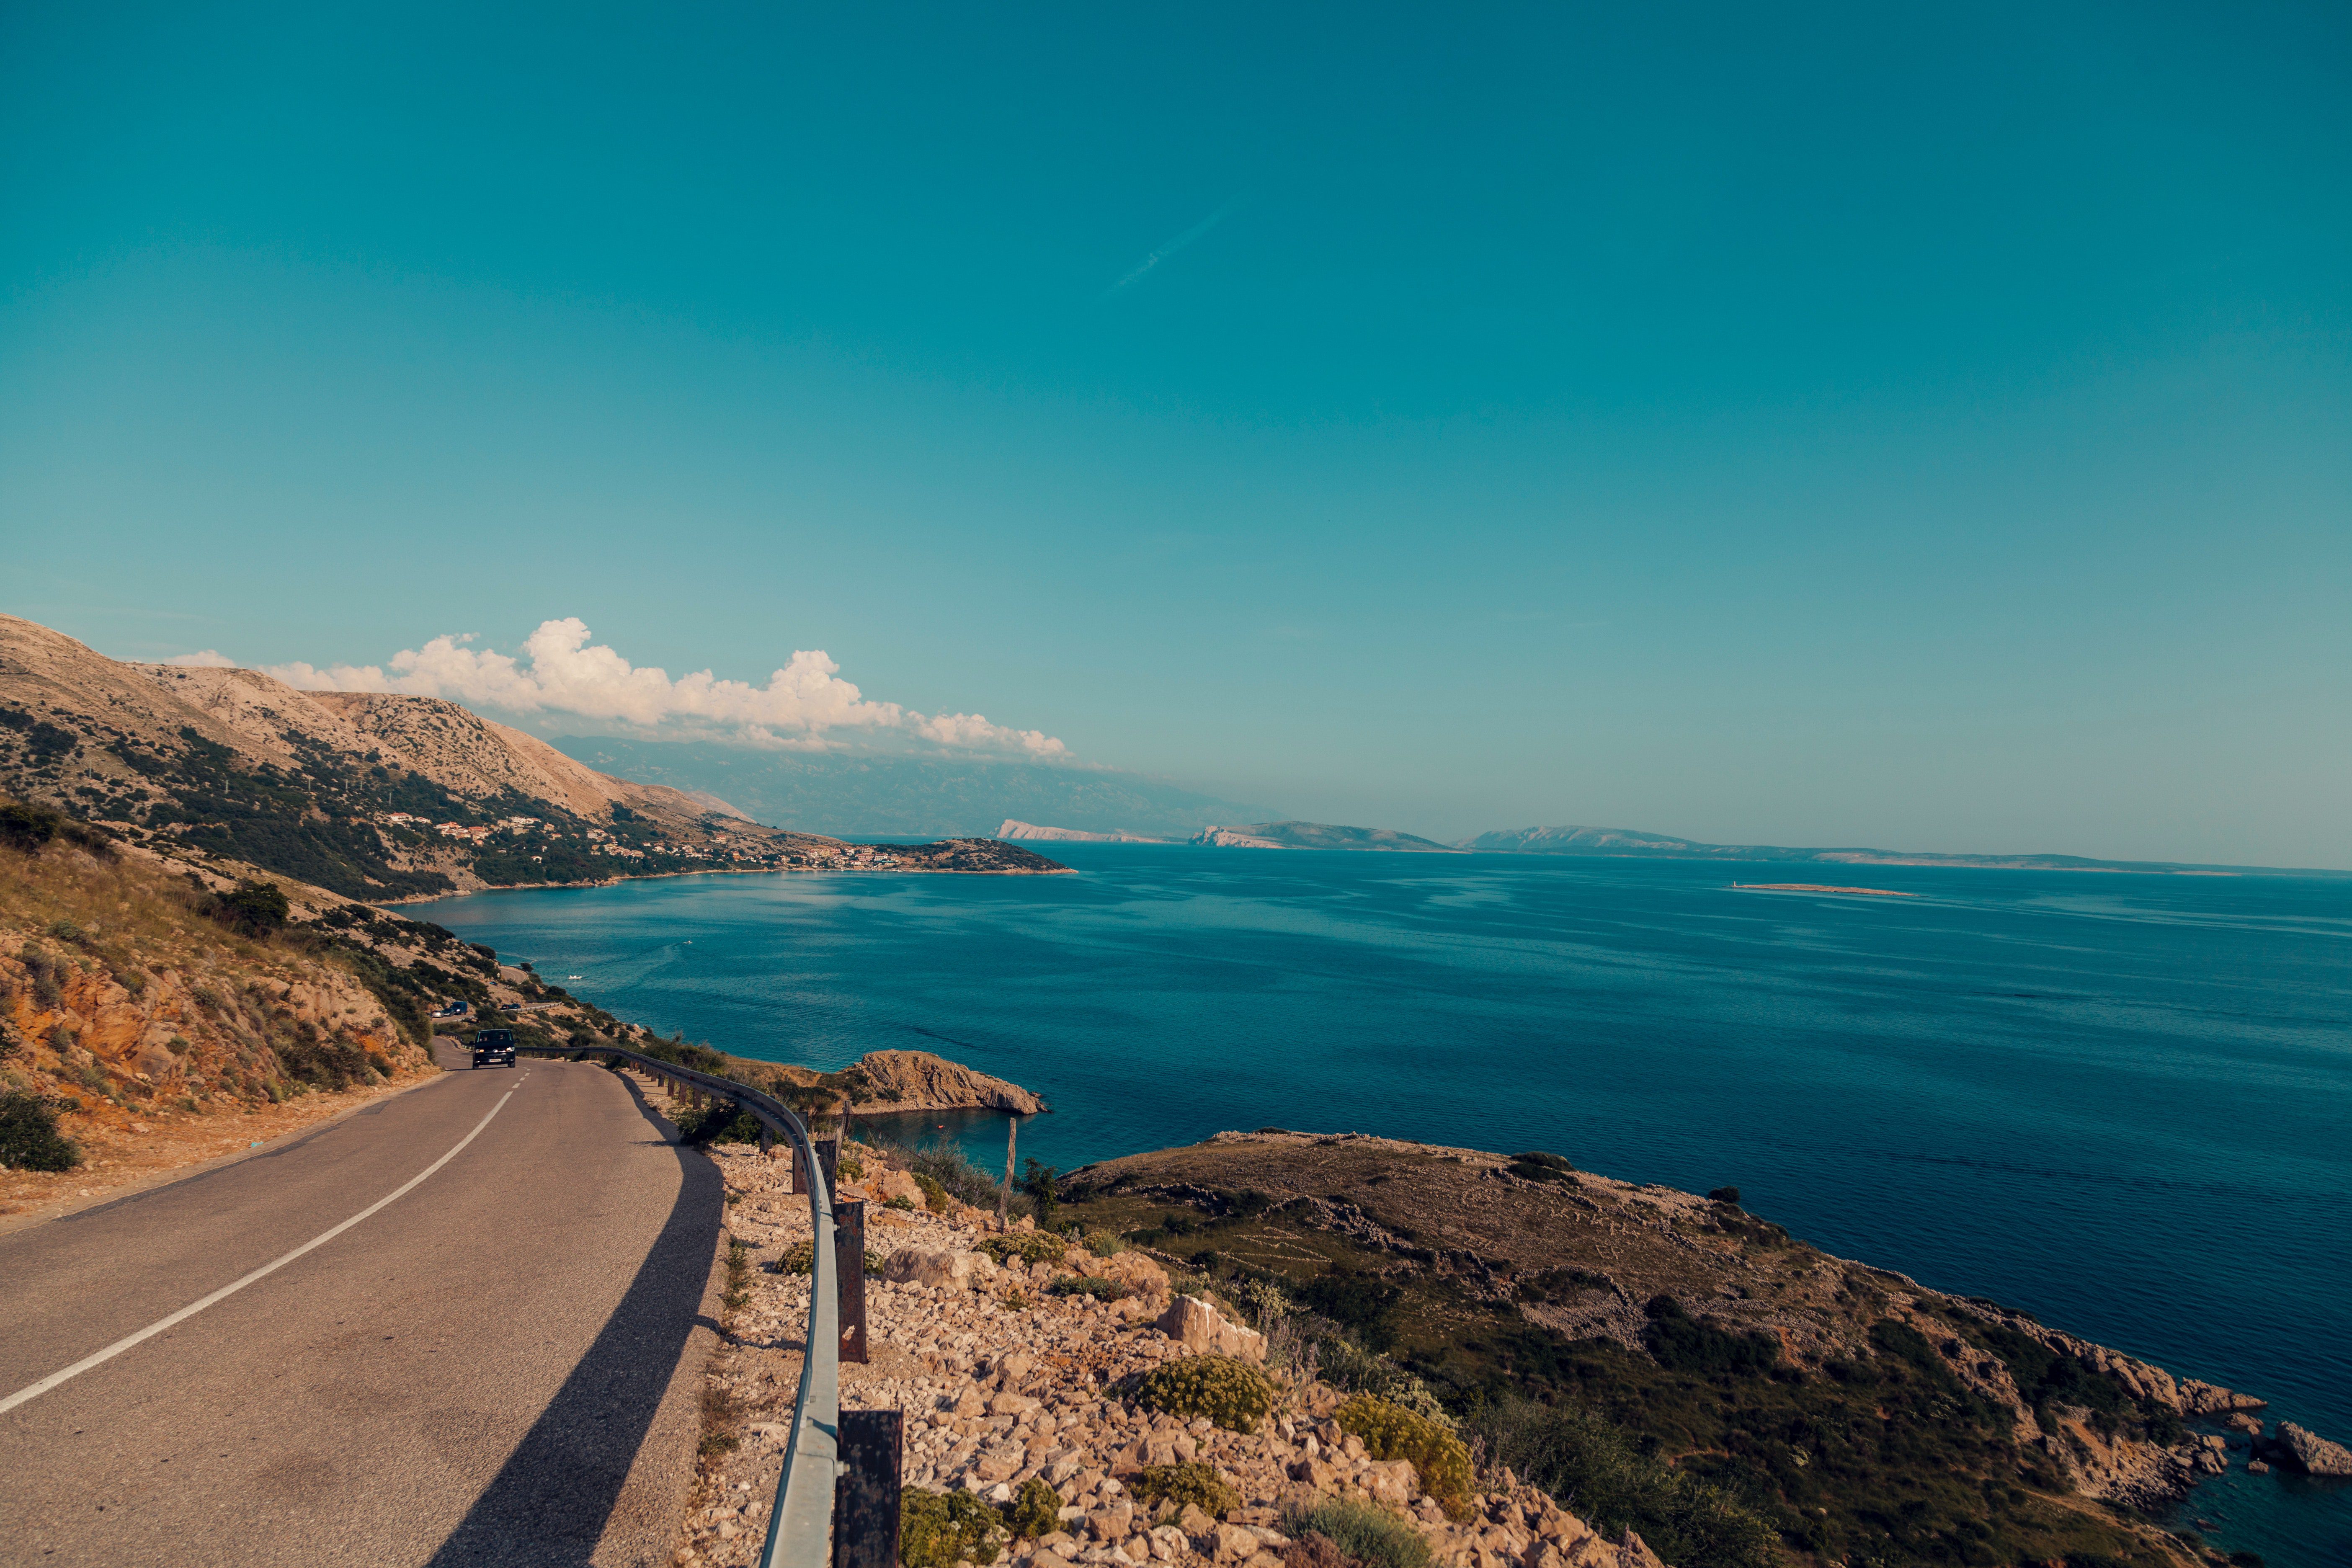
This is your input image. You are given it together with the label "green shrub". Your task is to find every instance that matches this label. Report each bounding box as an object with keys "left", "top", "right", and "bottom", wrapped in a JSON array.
[
  {"left": 900, "top": 1487, "right": 1007, "bottom": 1567},
  {"left": 769, "top": 1239, "right": 883, "bottom": 1275},
  {"left": 1299, "top": 1270, "right": 1403, "bottom": 1350},
  {"left": 211, "top": 880, "right": 290, "bottom": 937},
  {"left": 1003, "top": 1476, "right": 1060, "bottom": 1538},
  {"left": 1134, "top": 1461, "right": 1239, "bottom": 1518},
  {"left": 1085, "top": 1229, "right": 1127, "bottom": 1258},
  {"left": 915, "top": 1172, "right": 950, "bottom": 1212},
  {"left": 980, "top": 1232, "right": 1068, "bottom": 1267},
  {"left": 840, "top": 1158, "right": 864, "bottom": 1182},
  {"left": 1506, "top": 1151, "right": 1577, "bottom": 1183},
  {"left": 1138, "top": 1354, "right": 1277, "bottom": 1431},
  {"left": 1463, "top": 1395, "right": 1777, "bottom": 1568},
  {"left": 1021, "top": 1158, "right": 1059, "bottom": 1226},
  {"left": 885, "top": 1194, "right": 915, "bottom": 1212},
  {"left": 0, "top": 1090, "right": 82, "bottom": 1171},
  {"left": 1281, "top": 1498, "right": 1430, "bottom": 1568},
  {"left": 1047, "top": 1275, "right": 1130, "bottom": 1300},
  {"left": 1315, "top": 1338, "right": 1455, "bottom": 1430},
  {"left": 1334, "top": 1394, "right": 1473, "bottom": 1521}
]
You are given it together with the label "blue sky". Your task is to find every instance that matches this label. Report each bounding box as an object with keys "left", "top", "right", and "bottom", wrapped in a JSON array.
[{"left": 3, "top": 3, "right": 2346, "bottom": 865}]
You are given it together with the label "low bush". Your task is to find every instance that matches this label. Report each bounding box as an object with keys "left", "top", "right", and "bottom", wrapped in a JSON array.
[
  {"left": 1281, "top": 1533, "right": 1348, "bottom": 1568},
  {"left": 1138, "top": 1354, "right": 1277, "bottom": 1432},
  {"left": 1084, "top": 1229, "right": 1127, "bottom": 1258},
  {"left": 0, "top": 1090, "right": 82, "bottom": 1171},
  {"left": 1003, "top": 1476, "right": 1060, "bottom": 1538},
  {"left": 1279, "top": 1498, "right": 1429, "bottom": 1568},
  {"left": 1333, "top": 1394, "right": 1473, "bottom": 1520},
  {"left": 914, "top": 1171, "right": 950, "bottom": 1213},
  {"left": 980, "top": 1232, "right": 1068, "bottom": 1268},
  {"left": 1298, "top": 1270, "right": 1403, "bottom": 1351},
  {"left": 1462, "top": 1395, "right": 1777, "bottom": 1568},
  {"left": 1047, "top": 1275, "right": 1130, "bottom": 1300},
  {"left": 885, "top": 1194, "right": 915, "bottom": 1212},
  {"left": 1133, "top": 1460, "right": 1238, "bottom": 1518},
  {"left": 1314, "top": 1336, "right": 1455, "bottom": 1429},
  {"left": 769, "top": 1239, "right": 883, "bottom": 1275},
  {"left": 900, "top": 1487, "right": 1006, "bottom": 1567},
  {"left": 1640, "top": 1295, "right": 1779, "bottom": 1377},
  {"left": 1506, "top": 1151, "right": 1577, "bottom": 1183},
  {"left": 209, "top": 880, "right": 290, "bottom": 937},
  {"left": 881, "top": 1138, "right": 1033, "bottom": 1217}
]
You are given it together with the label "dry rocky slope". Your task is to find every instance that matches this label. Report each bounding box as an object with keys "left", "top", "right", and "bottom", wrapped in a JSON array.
[
  {"left": 0, "top": 830, "right": 444, "bottom": 1217},
  {"left": 652, "top": 1101, "right": 1671, "bottom": 1568},
  {"left": 0, "top": 613, "right": 1067, "bottom": 902},
  {"left": 1018, "top": 1133, "right": 2321, "bottom": 1568}
]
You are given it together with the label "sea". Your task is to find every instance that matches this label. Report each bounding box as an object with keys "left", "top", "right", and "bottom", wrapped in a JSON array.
[{"left": 412, "top": 846, "right": 2352, "bottom": 1566}]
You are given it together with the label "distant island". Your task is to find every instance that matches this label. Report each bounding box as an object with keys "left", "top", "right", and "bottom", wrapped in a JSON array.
[
  {"left": 1464, "top": 824, "right": 2349, "bottom": 877},
  {"left": 1189, "top": 820, "right": 1461, "bottom": 852},
  {"left": 996, "top": 819, "right": 1170, "bottom": 843}
]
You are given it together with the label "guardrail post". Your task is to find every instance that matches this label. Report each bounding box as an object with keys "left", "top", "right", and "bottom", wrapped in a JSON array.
[
  {"left": 836, "top": 1199, "right": 868, "bottom": 1364},
  {"left": 791, "top": 1141, "right": 809, "bottom": 1194},
  {"left": 831, "top": 1408, "right": 901, "bottom": 1568},
  {"left": 815, "top": 1138, "right": 839, "bottom": 1191}
]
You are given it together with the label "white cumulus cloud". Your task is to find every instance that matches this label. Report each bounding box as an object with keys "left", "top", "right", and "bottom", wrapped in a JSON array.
[
  {"left": 264, "top": 619, "right": 1068, "bottom": 758},
  {"left": 162, "top": 649, "right": 240, "bottom": 668}
]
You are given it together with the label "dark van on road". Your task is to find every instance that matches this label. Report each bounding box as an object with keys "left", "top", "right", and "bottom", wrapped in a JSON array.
[{"left": 472, "top": 1029, "right": 518, "bottom": 1069}]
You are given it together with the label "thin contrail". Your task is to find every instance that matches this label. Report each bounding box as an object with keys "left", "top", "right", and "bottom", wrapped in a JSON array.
[{"left": 1102, "top": 202, "right": 1236, "bottom": 297}]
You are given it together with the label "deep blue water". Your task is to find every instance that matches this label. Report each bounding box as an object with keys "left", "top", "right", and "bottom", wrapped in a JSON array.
[{"left": 414, "top": 847, "right": 2352, "bottom": 1564}]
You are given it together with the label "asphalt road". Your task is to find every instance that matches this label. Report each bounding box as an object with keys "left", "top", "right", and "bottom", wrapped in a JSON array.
[{"left": 0, "top": 1048, "right": 725, "bottom": 1566}]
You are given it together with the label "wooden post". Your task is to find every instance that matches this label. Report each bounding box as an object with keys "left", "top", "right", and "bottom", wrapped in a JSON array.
[
  {"left": 997, "top": 1115, "right": 1018, "bottom": 1233},
  {"left": 837, "top": 1199, "right": 868, "bottom": 1364},
  {"left": 832, "top": 1408, "right": 903, "bottom": 1568}
]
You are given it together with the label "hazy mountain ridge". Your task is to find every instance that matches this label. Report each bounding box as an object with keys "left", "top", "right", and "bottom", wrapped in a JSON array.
[{"left": 547, "top": 737, "right": 1266, "bottom": 839}]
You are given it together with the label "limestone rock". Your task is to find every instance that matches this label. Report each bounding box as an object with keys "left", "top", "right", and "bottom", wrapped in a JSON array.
[
  {"left": 2273, "top": 1422, "right": 2352, "bottom": 1477},
  {"left": 882, "top": 1248, "right": 994, "bottom": 1291},
  {"left": 1363, "top": 1458, "right": 1418, "bottom": 1504},
  {"left": 1099, "top": 1250, "right": 1173, "bottom": 1300},
  {"left": 1153, "top": 1295, "right": 1268, "bottom": 1362}
]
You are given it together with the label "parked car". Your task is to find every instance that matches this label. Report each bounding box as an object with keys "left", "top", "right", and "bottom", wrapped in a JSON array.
[{"left": 471, "top": 1029, "right": 517, "bottom": 1069}]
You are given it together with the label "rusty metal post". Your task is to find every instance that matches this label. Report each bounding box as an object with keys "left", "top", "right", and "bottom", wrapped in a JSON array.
[
  {"left": 815, "top": 1138, "right": 838, "bottom": 1191},
  {"left": 831, "top": 1408, "right": 902, "bottom": 1568},
  {"left": 836, "top": 1199, "right": 868, "bottom": 1364},
  {"left": 791, "top": 1140, "right": 809, "bottom": 1195}
]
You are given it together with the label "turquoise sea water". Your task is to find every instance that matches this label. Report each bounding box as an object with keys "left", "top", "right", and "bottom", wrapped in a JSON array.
[{"left": 415, "top": 847, "right": 2352, "bottom": 1565}]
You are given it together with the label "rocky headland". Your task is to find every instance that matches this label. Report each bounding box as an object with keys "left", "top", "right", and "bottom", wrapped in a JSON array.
[{"left": 0, "top": 613, "right": 1069, "bottom": 903}]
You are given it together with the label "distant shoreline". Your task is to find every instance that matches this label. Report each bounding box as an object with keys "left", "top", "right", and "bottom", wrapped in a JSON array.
[{"left": 371, "top": 859, "right": 1076, "bottom": 906}]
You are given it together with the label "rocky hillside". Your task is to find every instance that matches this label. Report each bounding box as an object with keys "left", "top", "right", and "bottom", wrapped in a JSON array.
[
  {"left": 663, "top": 1118, "right": 1673, "bottom": 1568},
  {"left": 0, "top": 813, "right": 444, "bottom": 1212},
  {"left": 0, "top": 615, "right": 1066, "bottom": 899},
  {"left": 1040, "top": 1132, "right": 2305, "bottom": 1568}
]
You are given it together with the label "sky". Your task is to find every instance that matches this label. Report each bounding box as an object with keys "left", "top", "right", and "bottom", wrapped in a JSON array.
[{"left": 3, "top": 3, "right": 2347, "bottom": 867}]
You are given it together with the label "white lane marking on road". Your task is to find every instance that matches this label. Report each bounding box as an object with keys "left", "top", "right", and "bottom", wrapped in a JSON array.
[{"left": 0, "top": 1087, "right": 519, "bottom": 1416}]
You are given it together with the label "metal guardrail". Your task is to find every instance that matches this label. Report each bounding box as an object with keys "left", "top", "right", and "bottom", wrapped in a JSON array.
[{"left": 518, "top": 1043, "right": 839, "bottom": 1568}]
